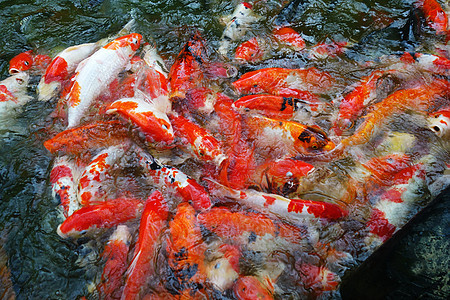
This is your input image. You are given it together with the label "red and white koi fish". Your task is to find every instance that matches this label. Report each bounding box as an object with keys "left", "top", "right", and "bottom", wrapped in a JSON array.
[
  {"left": 308, "top": 40, "right": 348, "bottom": 60},
  {"left": 205, "top": 243, "right": 240, "bottom": 291},
  {"left": 272, "top": 26, "right": 305, "bottom": 51},
  {"left": 57, "top": 197, "right": 143, "bottom": 238},
  {"left": 233, "top": 93, "right": 322, "bottom": 119},
  {"left": 252, "top": 157, "right": 314, "bottom": 195},
  {"left": 219, "top": 2, "right": 262, "bottom": 56},
  {"left": 78, "top": 144, "right": 129, "bottom": 206},
  {"left": 428, "top": 108, "right": 450, "bottom": 137},
  {"left": 415, "top": 0, "right": 449, "bottom": 35},
  {"left": 206, "top": 179, "right": 347, "bottom": 224},
  {"left": 37, "top": 42, "right": 102, "bottom": 101},
  {"left": 66, "top": 33, "right": 142, "bottom": 128},
  {"left": 412, "top": 52, "right": 450, "bottom": 76},
  {"left": 169, "top": 114, "right": 226, "bottom": 165},
  {"left": 168, "top": 32, "right": 207, "bottom": 100},
  {"left": 50, "top": 156, "right": 83, "bottom": 218},
  {"left": 233, "top": 276, "right": 274, "bottom": 300},
  {"left": 106, "top": 95, "right": 174, "bottom": 146},
  {"left": 97, "top": 225, "right": 132, "bottom": 300},
  {"left": 0, "top": 72, "right": 32, "bottom": 125},
  {"left": 166, "top": 202, "right": 207, "bottom": 296},
  {"left": 233, "top": 67, "right": 334, "bottom": 96},
  {"left": 332, "top": 69, "right": 390, "bottom": 136},
  {"left": 235, "top": 37, "right": 266, "bottom": 62},
  {"left": 244, "top": 115, "right": 335, "bottom": 157},
  {"left": 135, "top": 147, "right": 212, "bottom": 211},
  {"left": 9, "top": 50, "right": 51, "bottom": 75},
  {"left": 44, "top": 120, "right": 131, "bottom": 155},
  {"left": 121, "top": 191, "right": 168, "bottom": 300}
]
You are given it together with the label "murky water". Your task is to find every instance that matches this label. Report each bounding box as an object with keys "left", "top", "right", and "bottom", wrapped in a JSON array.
[{"left": 0, "top": 0, "right": 449, "bottom": 299}]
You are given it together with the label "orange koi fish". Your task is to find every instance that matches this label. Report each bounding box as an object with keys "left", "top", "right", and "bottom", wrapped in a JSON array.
[
  {"left": 43, "top": 120, "right": 131, "bottom": 155},
  {"left": 168, "top": 32, "right": 207, "bottom": 100},
  {"left": 233, "top": 93, "right": 322, "bottom": 119},
  {"left": 107, "top": 96, "right": 174, "bottom": 145},
  {"left": 122, "top": 191, "right": 168, "bottom": 300},
  {"left": 78, "top": 144, "right": 129, "bottom": 206},
  {"left": 219, "top": 2, "right": 262, "bottom": 56},
  {"left": 341, "top": 78, "right": 450, "bottom": 148},
  {"left": 169, "top": 114, "right": 226, "bottom": 165},
  {"left": 272, "top": 26, "right": 305, "bottom": 51},
  {"left": 9, "top": 50, "right": 51, "bottom": 75},
  {"left": 50, "top": 156, "right": 83, "bottom": 218},
  {"left": 166, "top": 202, "right": 207, "bottom": 296},
  {"left": 235, "top": 37, "right": 265, "bottom": 62},
  {"left": 206, "top": 179, "right": 347, "bottom": 224},
  {"left": 135, "top": 147, "right": 212, "bottom": 211},
  {"left": 245, "top": 115, "right": 335, "bottom": 156},
  {"left": 37, "top": 42, "right": 102, "bottom": 101},
  {"left": 232, "top": 67, "right": 334, "bottom": 96},
  {"left": 57, "top": 197, "right": 143, "bottom": 238},
  {"left": 66, "top": 33, "right": 142, "bottom": 128},
  {"left": 233, "top": 276, "right": 274, "bottom": 300},
  {"left": 97, "top": 225, "right": 131, "bottom": 299},
  {"left": 416, "top": 0, "right": 449, "bottom": 35},
  {"left": 252, "top": 157, "right": 314, "bottom": 195},
  {"left": 332, "top": 69, "right": 389, "bottom": 136}
]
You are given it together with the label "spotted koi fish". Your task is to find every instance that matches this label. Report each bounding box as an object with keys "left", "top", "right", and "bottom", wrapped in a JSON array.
[{"left": 66, "top": 33, "right": 142, "bottom": 128}]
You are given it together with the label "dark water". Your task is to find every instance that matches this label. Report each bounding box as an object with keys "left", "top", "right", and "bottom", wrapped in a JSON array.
[{"left": 0, "top": 0, "right": 448, "bottom": 299}]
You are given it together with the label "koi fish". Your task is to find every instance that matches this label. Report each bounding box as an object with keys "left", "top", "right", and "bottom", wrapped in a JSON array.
[
  {"left": 244, "top": 115, "right": 335, "bottom": 157},
  {"left": 341, "top": 78, "right": 450, "bottom": 148},
  {"left": 168, "top": 32, "right": 206, "bottom": 100},
  {"left": 50, "top": 156, "right": 83, "bottom": 218},
  {"left": 415, "top": 0, "right": 449, "bottom": 35},
  {"left": 135, "top": 146, "right": 212, "bottom": 211},
  {"left": 66, "top": 33, "right": 142, "bottom": 128},
  {"left": 233, "top": 93, "right": 322, "bottom": 119},
  {"left": 106, "top": 95, "right": 174, "bottom": 145},
  {"left": 97, "top": 225, "right": 131, "bottom": 300},
  {"left": 218, "top": 2, "right": 262, "bottom": 56},
  {"left": 166, "top": 202, "right": 207, "bottom": 296},
  {"left": 182, "top": 87, "right": 219, "bottom": 115},
  {"left": 308, "top": 40, "right": 348, "bottom": 60},
  {"left": 205, "top": 243, "right": 240, "bottom": 291},
  {"left": 252, "top": 157, "right": 314, "bottom": 195},
  {"left": 121, "top": 190, "right": 168, "bottom": 300},
  {"left": 0, "top": 72, "right": 32, "bottom": 125},
  {"left": 233, "top": 276, "right": 273, "bottom": 300},
  {"left": 9, "top": 50, "right": 51, "bottom": 75},
  {"left": 295, "top": 263, "right": 340, "bottom": 295},
  {"left": 57, "top": 197, "right": 143, "bottom": 238},
  {"left": 206, "top": 179, "right": 347, "bottom": 224},
  {"left": 232, "top": 67, "right": 334, "bottom": 96},
  {"left": 37, "top": 42, "right": 102, "bottom": 101},
  {"left": 428, "top": 108, "right": 450, "bottom": 137},
  {"left": 412, "top": 52, "right": 450, "bottom": 76},
  {"left": 235, "top": 37, "right": 265, "bottom": 62},
  {"left": 44, "top": 120, "right": 131, "bottom": 155},
  {"left": 78, "top": 144, "right": 129, "bottom": 206},
  {"left": 332, "top": 69, "right": 390, "bottom": 136},
  {"left": 272, "top": 26, "right": 305, "bottom": 51},
  {"left": 142, "top": 43, "right": 169, "bottom": 78},
  {"left": 169, "top": 114, "right": 226, "bottom": 165}
]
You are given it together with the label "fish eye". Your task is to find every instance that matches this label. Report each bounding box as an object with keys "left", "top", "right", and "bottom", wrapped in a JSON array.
[
  {"left": 24, "top": 61, "right": 30, "bottom": 66},
  {"left": 132, "top": 38, "right": 138, "bottom": 44},
  {"left": 311, "top": 145, "right": 318, "bottom": 150}
]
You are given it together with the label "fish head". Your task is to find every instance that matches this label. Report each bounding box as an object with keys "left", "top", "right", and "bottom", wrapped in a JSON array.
[
  {"left": 235, "top": 37, "right": 263, "bottom": 62},
  {"left": 294, "top": 125, "right": 335, "bottom": 154},
  {"left": 233, "top": 276, "right": 273, "bottom": 300},
  {"left": 104, "top": 33, "right": 143, "bottom": 51},
  {"left": 9, "top": 50, "right": 33, "bottom": 74}
]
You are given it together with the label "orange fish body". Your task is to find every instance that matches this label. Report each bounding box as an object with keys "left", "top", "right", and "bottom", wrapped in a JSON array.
[
  {"left": 169, "top": 32, "right": 206, "bottom": 99},
  {"left": 233, "top": 67, "right": 334, "bottom": 96},
  {"left": 44, "top": 120, "right": 130, "bottom": 155},
  {"left": 245, "top": 115, "right": 335, "bottom": 156},
  {"left": 98, "top": 225, "right": 131, "bottom": 300},
  {"left": 57, "top": 197, "right": 143, "bottom": 238},
  {"left": 233, "top": 276, "right": 274, "bottom": 300},
  {"left": 170, "top": 114, "right": 225, "bottom": 165},
  {"left": 273, "top": 26, "right": 305, "bottom": 51},
  {"left": 166, "top": 202, "right": 207, "bottom": 295},
  {"left": 235, "top": 37, "right": 265, "bottom": 62},
  {"left": 121, "top": 191, "right": 168, "bottom": 300}
]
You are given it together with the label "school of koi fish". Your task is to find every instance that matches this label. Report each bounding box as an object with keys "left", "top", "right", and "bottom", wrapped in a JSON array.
[{"left": 1, "top": 0, "right": 450, "bottom": 299}]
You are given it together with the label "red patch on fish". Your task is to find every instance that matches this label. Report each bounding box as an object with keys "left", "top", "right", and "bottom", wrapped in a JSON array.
[
  {"left": 44, "top": 56, "right": 69, "bottom": 83},
  {"left": 367, "top": 208, "right": 396, "bottom": 241},
  {"left": 263, "top": 195, "right": 276, "bottom": 207},
  {"left": 0, "top": 85, "right": 16, "bottom": 102},
  {"left": 50, "top": 165, "right": 73, "bottom": 184}
]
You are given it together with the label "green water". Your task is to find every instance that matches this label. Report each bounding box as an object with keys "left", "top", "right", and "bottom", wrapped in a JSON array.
[{"left": 0, "top": 0, "right": 447, "bottom": 299}]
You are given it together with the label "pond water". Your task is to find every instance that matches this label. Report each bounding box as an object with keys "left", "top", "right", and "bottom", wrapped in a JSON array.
[{"left": 0, "top": 0, "right": 449, "bottom": 299}]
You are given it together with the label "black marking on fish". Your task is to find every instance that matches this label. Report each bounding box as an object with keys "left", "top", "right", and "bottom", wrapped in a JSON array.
[
  {"left": 281, "top": 97, "right": 294, "bottom": 111},
  {"left": 298, "top": 130, "right": 312, "bottom": 143},
  {"left": 248, "top": 231, "right": 257, "bottom": 243}
]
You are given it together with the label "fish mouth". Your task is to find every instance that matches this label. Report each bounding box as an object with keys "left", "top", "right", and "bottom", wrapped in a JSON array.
[{"left": 9, "top": 68, "right": 20, "bottom": 74}]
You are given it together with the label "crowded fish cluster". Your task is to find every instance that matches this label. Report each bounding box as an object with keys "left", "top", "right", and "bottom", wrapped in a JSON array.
[{"left": 1, "top": 0, "right": 450, "bottom": 299}]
